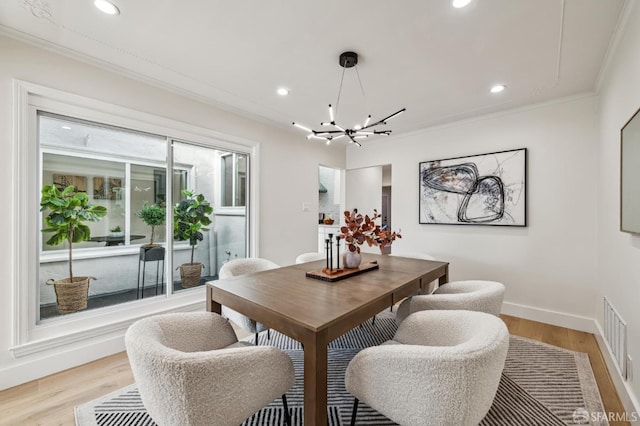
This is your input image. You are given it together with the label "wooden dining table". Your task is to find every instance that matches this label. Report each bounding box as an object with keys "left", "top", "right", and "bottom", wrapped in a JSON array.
[{"left": 206, "top": 252, "right": 449, "bottom": 425}]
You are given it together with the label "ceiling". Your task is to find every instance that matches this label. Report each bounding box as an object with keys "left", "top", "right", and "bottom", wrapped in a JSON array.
[{"left": 0, "top": 0, "right": 627, "bottom": 143}]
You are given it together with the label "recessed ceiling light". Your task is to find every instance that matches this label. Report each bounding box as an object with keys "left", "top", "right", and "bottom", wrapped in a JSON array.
[
  {"left": 452, "top": 0, "right": 472, "bottom": 8},
  {"left": 61, "top": 126, "right": 72, "bottom": 130},
  {"left": 490, "top": 84, "right": 506, "bottom": 93},
  {"left": 277, "top": 88, "right": 289, "bottom": 96},
  {"left": 94, "top": 0, "right": 120, "bottom": 15}
]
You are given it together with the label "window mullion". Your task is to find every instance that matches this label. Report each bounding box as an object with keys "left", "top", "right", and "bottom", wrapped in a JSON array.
[
  {"left": 166, "top": 138, "right": 174, "bottom": 296},
  {"left": 124, "top": 162, "right": 131, "bottom": 245}
]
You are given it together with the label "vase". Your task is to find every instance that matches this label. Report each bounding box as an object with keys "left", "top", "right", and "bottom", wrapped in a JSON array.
[{"left": 343, "top": 251, "right": 362, "bottom": 269}]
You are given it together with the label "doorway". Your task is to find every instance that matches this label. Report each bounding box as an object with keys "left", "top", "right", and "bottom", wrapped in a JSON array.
[{"left": 345, "top": 164, "right": 392, "bottom": 254}]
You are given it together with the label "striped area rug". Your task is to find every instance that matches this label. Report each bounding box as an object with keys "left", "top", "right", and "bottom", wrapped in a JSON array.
[{"left": 75, "top": 313, "right": 608, "bottom": 425}]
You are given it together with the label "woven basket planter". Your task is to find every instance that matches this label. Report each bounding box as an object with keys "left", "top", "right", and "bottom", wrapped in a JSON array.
[
  {"left": 46, "top": 276, "right": 95, "bottom": 314},
  {"left": 178, "top": 263, "right": 204, "bottom": 288}
]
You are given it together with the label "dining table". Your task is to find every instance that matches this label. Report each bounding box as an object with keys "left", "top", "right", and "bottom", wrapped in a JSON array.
[{"left": 206, "top": 252, "right": 449, "bottom": 425}]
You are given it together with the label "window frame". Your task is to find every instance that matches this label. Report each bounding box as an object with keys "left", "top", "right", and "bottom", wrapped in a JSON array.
[
  {"left": 219, "top": 152, "right": 249, "bottom": 213},
  {"left": 11, "top": 80, "right": 259, "bottom": 356}
]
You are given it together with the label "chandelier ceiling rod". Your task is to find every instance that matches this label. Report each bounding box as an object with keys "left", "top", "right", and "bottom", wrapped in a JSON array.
[{"left": 292, "top": 51, "right": 406, "bottom": 147}]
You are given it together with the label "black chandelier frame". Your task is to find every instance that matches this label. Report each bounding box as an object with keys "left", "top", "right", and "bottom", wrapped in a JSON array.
[{"left": 293, "top": 51, "right": 405, "bottom": 147}]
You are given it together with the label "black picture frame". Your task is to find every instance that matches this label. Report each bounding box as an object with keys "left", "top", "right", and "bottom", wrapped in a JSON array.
[
  {"left": 418, "top": 148, "right": 527, "bottom": 226},
  {"left": 620, "top": 107, "right": 640, "bottom": 234}
]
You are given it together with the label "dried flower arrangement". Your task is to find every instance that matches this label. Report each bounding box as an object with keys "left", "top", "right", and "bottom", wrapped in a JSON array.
[{"left": 339, "top": 209, "right": 401, "bottom": 253}]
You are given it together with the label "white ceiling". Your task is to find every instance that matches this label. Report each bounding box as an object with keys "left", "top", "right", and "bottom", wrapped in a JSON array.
[{"left": 0, "top": 0, "right": 627, "bottom": 142}]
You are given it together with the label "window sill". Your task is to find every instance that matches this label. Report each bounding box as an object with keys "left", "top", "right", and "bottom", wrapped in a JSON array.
[
  {"left": 40, "top": 243, "right": 192, "bottom": 263},
  {"left": 10, "top": 288, "right": 205, "bottom": 358},
  {"left": 215, "top": 207, "right": 246, "bottom": 216}
]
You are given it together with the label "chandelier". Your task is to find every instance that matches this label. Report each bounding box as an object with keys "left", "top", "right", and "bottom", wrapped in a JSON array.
[{"left": 292, "top": 51, "right": 405, "bottom": 147}]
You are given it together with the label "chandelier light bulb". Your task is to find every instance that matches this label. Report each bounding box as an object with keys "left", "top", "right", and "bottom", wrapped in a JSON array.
[{"left": 293, "top": 122, "right": 312, "bottom": 132}]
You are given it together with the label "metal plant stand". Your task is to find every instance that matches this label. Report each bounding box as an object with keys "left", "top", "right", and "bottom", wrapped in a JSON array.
[{"left": 137, "top": 246, "right": 165, "bottom": 299}]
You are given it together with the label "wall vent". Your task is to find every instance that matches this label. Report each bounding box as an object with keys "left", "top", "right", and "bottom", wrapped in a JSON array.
[{"left": 603, "top": 297, "right": 627, "bottom": 379}]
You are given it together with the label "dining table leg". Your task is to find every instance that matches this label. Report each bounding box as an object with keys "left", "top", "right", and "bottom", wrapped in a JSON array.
[
  {"left": 206, "top": 285, "right": 221, "bottom": 314},
  {"left": 438, "top": 265, "right": 449, "bottom": 287},
  {"left": 303, "top": 328, "right": 328, "bottom": 425}
]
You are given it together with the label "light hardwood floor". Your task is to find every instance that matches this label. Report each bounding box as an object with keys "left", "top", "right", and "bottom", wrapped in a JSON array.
[{"left": 0, "top": 315, "right": 630, "bottom": 426}]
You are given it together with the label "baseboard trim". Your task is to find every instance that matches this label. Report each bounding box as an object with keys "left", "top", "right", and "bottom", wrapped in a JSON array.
[
  {"left": 501, "top": 301, "right": 597, "bottom": 333},
  {"left": 594, "top": 321, "right": 640, "bottom": 424}
]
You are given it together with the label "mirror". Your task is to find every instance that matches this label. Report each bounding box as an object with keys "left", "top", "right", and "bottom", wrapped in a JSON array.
[{"left": 621, "top": 107, "right": 640, "bottom": 234}]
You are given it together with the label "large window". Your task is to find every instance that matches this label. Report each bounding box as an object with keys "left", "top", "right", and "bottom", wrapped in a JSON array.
[{"left": 37, "top": 113, "right": 249, "bottom": 321}]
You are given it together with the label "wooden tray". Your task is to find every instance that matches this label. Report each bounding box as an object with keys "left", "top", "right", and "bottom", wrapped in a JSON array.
[{"left": 306, "top": 261, "right": 379, "bottom": 282}]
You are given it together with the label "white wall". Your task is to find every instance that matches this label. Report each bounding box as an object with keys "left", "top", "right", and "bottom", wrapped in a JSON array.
[
  {"left": 597, "top": 0, "right": 640, "bottom": 409},
  {"left": 0, "top": 35, "right": 344, "bottom": 389},
  {"left": 347, "top": 95, "right": 600, "bottom": 323}
]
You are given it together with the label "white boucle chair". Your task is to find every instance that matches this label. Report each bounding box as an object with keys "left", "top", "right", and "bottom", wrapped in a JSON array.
[
  {"left": 125, "top": 312, "right": 295, "bottom": 426},
  {"left": 219, "top": 257, "right": 279, "bottom": 344},
  {"left": 396, "top": 280, "right": 506, "bottom": 325},
  {"left": 345, "top": 310, "right": 509, "bottom": 426},
  {"left": 295, "top": 252, "right": 325, "bottom": 264}
]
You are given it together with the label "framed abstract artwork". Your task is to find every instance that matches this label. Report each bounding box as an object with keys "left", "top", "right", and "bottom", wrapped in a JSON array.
[
  {"left": 621, "top": 107, "right": 640, "bottom": 234},
  {"left": 419, "top": 148, "right": 527, "bottom": 226},
  {"left": 53, "top": 174, "right": 87, "bottom": 192},
  {"left": 93, "top": 177, "right": 123, "bottom": 200}
]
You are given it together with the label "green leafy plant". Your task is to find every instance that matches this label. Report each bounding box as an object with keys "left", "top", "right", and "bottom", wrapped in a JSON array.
[
  {"left": 40, "top": 184, "right": 107, "bottom": 281},
  {"left": 110, "top": 225, "right": 121, "bottom": 232},
  {"left": 136, "top": 203, "right": 165, "bottom": 245},
  {"left": 173, "top": 190, "right": 213, "bottom": 264},
  {"left": 340, "top": 209, "right": 401, "bottom": 253}
]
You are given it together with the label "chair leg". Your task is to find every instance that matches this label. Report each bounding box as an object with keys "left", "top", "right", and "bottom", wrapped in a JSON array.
[
  {"left": 371, "top": 315, "right": 376, "bottom": 326},
  {"left": 267, "top": 329, "right": 271, "bottom": 340},
  {"left": 282, "top": 394, "right": 291, "bottom": 426},
  {"left": 389, "top": 305, "right": 393, "bottom": 312},
  {"left": 350, "top": 398, "right": 359, "bottom": 426},
  {"left": 255, "top": 333, "right": 259, "bottom": 345}
]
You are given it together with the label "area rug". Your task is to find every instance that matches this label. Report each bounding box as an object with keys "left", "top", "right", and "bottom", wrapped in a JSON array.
[{"left": 75, "top": 313, "right": 608, "bottom": 425}]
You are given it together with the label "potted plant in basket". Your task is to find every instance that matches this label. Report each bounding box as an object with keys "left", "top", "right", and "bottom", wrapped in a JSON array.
[
  {"left": 340, "top": 209, "right": 401, "bottom": 268},
  {"left": 173, "top": 190, "right": 213, "bottom": 288},
  {"left": 40, "top": 184, "right": 107, "bottom": 314}
]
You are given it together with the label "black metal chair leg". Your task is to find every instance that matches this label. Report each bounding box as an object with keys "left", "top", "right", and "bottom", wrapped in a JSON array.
[
  {"left": 371, "top": 315, "right": 376, "bottom": 326},
  {"left": 267, "top": 329, "right": 271, "bottom": 340},
  {"left": 282, "top": 394, "right": 291, "bottom": 426},
  {"left": 350, "top": 398, "right": 359, "bottom": 426},
  {"left": 389, "top": 305, "right": 393, "bottom": 312},
  {"left": 255, "top": 333, "right": 259, "bottom": 345}
]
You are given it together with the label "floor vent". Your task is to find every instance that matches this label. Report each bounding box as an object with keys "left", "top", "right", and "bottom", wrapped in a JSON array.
[{"left": 603, "top": 297, "right": 627, "bottom": 379}]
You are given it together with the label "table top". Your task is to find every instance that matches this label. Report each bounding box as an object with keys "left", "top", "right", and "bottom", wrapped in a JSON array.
[
  {"left": 207, "top": 253, "right": 448, "bottom": 336},
  {"left": 89, "top": 234, "right": 145, "bottom": 243}
]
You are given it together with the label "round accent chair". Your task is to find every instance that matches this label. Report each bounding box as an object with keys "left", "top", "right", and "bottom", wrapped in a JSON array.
[
  {"left": 125, "top": 312, "right": 295, "bottom": 426},
  {"left": 345, "top": 309, "right": 509, "bottom": 426},
  {"left": 396, "top": 280, "right": 506, "bottom": 325},
  {"left": 219, "top": 257, "right": 279, "bottom": 344},
  {"left": 295, "top": 252, "right": 325, "bottom": 264}
]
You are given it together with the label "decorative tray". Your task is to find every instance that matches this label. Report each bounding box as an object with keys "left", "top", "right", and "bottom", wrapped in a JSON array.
[{"left": 305, "top": 261, "right": 379, "bottom": 282}]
